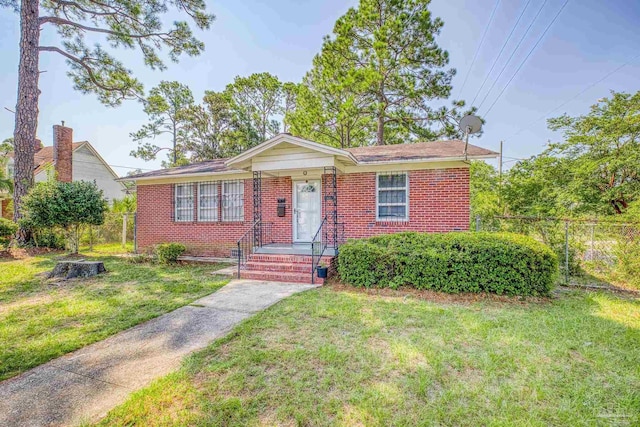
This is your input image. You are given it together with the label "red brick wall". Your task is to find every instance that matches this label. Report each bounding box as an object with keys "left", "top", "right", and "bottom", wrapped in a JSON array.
[
  {"left": 136, "top": 168, "right": 470, "bottom": 256},
  {"left": 136, "top": 177, "right": 295, "bottom": 257},
  {"left": 335, "top": 168, "right": 470, "bottom": 238}
]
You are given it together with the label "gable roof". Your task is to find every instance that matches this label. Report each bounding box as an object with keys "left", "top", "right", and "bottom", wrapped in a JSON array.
[
  {"left": 8, "top": 141, "right": 122, "bottom": 180},
  {"left": 124, "top": 135, "right": 498, "bottom": 181},
  {"left": 225, "top": 133, "right": 358, "bottom": 168}
]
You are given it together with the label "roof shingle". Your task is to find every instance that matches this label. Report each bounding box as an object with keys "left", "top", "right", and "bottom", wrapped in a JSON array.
[{"left": 125, "top": 139, "right": 497, "bottom": 180}]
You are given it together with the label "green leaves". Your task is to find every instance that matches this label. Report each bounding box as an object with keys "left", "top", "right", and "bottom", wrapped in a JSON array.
[
  {"left": 130, "top": 81, "right": 195, "bottom": 165},
  {"left": 290, "top": 0, "right": 474, "bottom": 146},
  {"left": 21, "top": 180, "right": 108, "bottom": 252},
  {"left": 37, "top": 0, "right": 215, "bottom": 106},
  {"left": 545, "top": 91, "right": 640, "bottom": 215},
  {"left": 337, "top": 232, "right": 558, "bottom": 296}
]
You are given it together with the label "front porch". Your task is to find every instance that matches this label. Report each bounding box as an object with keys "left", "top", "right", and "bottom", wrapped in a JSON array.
[{"left": 255, "top": 243, "right": 338, "bottom": 256}]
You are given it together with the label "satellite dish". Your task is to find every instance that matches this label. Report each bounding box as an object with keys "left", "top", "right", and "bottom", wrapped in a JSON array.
[{"left": 459, "top": 115, "right": 483, "bottom": 134}]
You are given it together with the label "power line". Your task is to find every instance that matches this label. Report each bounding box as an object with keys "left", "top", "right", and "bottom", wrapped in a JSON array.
[
  {"left": 504, "top": 53, "right": 640, "bottom": 142},
  {"left": 483, "top": 0, "right": 571, "bottom": 117},
  {"left": 476, "top": 0, "right": 550, "bottom": 111},
  {"left": 456, "top": 0, "right": 501, "bottom": 97},
  {"left": 470, "top": 0, "right": 533, "bottom": 107}
]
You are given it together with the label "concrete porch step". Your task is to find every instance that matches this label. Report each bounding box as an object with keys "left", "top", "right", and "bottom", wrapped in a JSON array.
[
  {"left": 246, "top": 261, "right": 312, "bottom": 274},
  {"left": 239, "top": 269, "right": 324, "bottom": 285},
  {"left": 248, "top": 254, "right": 333, "bottom": 265}
]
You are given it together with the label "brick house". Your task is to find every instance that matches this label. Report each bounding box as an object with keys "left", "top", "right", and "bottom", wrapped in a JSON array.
[
  {"left": 126, "top": 134, "right": 497, "bottom": 283},
  {"left": 1, "top": 124, "right": 127, "bottom": 219}
]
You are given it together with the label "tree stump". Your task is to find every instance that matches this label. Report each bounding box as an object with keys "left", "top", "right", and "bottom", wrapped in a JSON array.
[{"left": 48, "top": 260, "right": 107, "bottom": 280}]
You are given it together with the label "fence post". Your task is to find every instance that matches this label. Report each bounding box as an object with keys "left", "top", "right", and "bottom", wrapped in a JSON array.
[
  {"left": 565, "top": 220, "right": 569, "bottom": 285},
  {"left": 122, "top": 213, "right": 128, "bottom": 249},
  {"left": 133, "top": 213, "right": 137, "bottom": 253},
  {"left": 89, "top": 226, "right": 93, "bottom": 251},
  {"left": 475, "top": 215, "right": 481, "bottom": 232},
  {"left": 590, "top": 223, "right": 595, "bottom": 262}
]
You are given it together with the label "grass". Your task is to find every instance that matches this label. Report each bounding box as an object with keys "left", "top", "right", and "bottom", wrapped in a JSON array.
[
  {"left": 0, "top": 245, "right": 229, "bottom": 381},
  {"left": 95, "top": 285, "right": 640, "bottom": 427}
]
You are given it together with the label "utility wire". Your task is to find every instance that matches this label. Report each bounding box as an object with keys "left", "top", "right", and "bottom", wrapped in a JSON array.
[
  {"left": 470, "top": 0, "right": 533, "bottom": 107},
  {"left": 483, "top": 0, "right": 571, "bottom": 117},
  {"left": 476, "top": 0, "right": 550, "bottom": 111},
  {"left": 456, "top": 0, "right": 501, "bottom": 97},
  {"left": 504, "top": 52, "right": 640, "bottom": 142}
]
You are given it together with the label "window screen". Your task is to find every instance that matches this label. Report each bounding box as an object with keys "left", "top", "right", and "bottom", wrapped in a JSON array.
[
  {"left": 175, "top": 183, "right": 194, "bottom": 222},
  {"left": 198, "top": 182, "right": 219, "bottom": 222},
  {"left": 222, "top": 180, "right": 244, "bottom": 222},
  {"left": 377, "top": 172, "right": 408, "bottom": 221}
]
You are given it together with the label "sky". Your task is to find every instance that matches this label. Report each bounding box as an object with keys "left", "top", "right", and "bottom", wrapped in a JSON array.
[{"left": 0, "top": 0, "right": 639, "bottom": 175}]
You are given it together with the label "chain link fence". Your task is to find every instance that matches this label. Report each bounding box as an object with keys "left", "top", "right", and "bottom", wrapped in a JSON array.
[
  {"left": 476, "top": 216, "right": 640, "bottom": 289},
  {"left": 80, "top": 212, "right": 136, "bottom": 251}
]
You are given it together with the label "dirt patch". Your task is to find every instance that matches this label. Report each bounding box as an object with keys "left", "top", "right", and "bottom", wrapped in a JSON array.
[
  {"left": 326, "top": 281, "right": 552, "bottom": 306},
  {"left": 0, "top": 247, "right": 62, "bottom": 259}
]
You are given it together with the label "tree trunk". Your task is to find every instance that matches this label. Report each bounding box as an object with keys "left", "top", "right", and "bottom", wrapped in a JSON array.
[
  {"left": 376, "top": 84, "right": 385, "bottom": 145},
  {"left": 13, "top": 0, "right": 40, "bottom": 244}
]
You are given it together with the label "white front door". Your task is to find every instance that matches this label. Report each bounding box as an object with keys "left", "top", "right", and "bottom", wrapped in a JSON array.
[{"left": 293, "top": 180, "right": 321, "bottom": 242}]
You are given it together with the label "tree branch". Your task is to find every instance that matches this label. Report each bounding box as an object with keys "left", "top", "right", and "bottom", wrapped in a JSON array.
[
  {"left": 38, "top": 45, "right": 134, "bottom": 96},
  {"left": 39, "top": 16, "right": 169, "bottom": 39}
]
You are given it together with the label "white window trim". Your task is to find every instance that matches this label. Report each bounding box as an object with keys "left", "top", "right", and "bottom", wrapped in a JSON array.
[
  {"left": 174, "top": 183, "right": 194, "bottom": 222},
  {"left": 222, "top": 180, "right": 244, "bottom": 222},
  {"left": 197, "top": 182, "right": 219, "bottom": 222},
  {"left": 376, "top": 172, "right": 409, "bottom": 222}
]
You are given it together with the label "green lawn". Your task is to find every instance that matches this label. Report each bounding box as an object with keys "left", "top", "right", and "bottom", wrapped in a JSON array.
[
  {"left": 95, "top": 286, "right": 639, "bottom": 427},
  {"left": 0, "top": 247, "right": 229, "bottom": 381}
]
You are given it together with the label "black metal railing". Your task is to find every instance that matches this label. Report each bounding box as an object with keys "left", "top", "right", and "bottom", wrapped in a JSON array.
[
  {"left": 311, "top": 217, "right": 328, "bottom": 285},
  {"left": 236, "top": 220, "right": 274, "bottom": 278}
]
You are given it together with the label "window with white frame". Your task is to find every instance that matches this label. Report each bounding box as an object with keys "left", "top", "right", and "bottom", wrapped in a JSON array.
[
  {"left": 376, "top": 172, "right": 408, "bottom": 221},
  {"left": 174, "top": 184, "right": 194, "bottom": 222},
  {"left": 222, "top": 180, "right": 244, "bottom": 221},
  {"left": 198, "top": 182, "right": 219, "bottom": 221}
]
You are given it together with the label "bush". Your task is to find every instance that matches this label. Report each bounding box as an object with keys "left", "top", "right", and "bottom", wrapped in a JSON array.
[
  {"left": 33, "top": 229, "right": 66, "bottom": 249},
  {"left": 337, "top": 232, "right": 558, "bottom": 296},
  {"left": 155, "top": 243, "right": 186, "bottom": 265},
  {"left": 0, "top": 218, "right": 17, "bottom": 245}
]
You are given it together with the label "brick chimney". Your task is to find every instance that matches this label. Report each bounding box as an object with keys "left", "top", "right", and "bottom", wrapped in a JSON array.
[{"left": 53, "top": 123, "right": 73, "bottom": 183}]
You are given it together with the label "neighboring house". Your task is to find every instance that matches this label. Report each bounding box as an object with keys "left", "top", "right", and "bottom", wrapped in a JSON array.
[
  {"left": 1, "top": 125, "right": 126, "bottom": 219},
  {"left": 125, "top": 133, "right": 498, "bottom": 283}
]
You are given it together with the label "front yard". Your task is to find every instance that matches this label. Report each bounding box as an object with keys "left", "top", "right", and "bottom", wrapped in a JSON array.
[
  {"left": 0, "top": 246, "right": 229, "bottom": 381},
  {"left": 96, "top": 285, "right": 639, "bottom": 426}
]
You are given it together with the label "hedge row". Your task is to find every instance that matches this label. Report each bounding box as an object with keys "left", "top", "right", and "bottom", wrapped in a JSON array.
[{"left": 337, "top": 232, "right": 558, "bottom": 296}]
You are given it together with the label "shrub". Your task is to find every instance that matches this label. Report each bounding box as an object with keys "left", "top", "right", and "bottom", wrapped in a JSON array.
[
  {"left": 22, "top": 180, "right": 108, "bottom": 253},
  {"left": 337, "top": 232, "right": 558, "bottom": 296},
  {"left": 155, "top": 243, "right": 186, "bottom": 265},
  {"left": 0, "top": 218, "right": 17, "bottom": 245}
]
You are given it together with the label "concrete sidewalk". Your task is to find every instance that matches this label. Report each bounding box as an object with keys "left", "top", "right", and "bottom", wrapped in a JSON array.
[{"left": 0, "top": 280, "right": 317, "bottom": 427}]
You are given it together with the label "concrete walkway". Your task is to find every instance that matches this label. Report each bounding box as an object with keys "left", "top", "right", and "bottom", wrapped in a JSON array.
[{"left": 0, "top": 280, "right": 317, "bottom": 427}]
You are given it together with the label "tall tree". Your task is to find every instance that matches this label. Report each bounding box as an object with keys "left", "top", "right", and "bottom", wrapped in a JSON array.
[
  {"left": 130, "top": 81, "right": 195, "bottom": 167},
  {"left": 288, "top": 42, "right": 374, "bottom": 148},
  {"left": 308, "top": 0, "right": 473, "bottom": 146},
  {"left": 225, "top": 72, "right": 283, "bottom": 146},
  {"left": 4, "top": 0, "right": 213, "bottom": 243},
  {"left": 180, "top": 90, "right": 235, "bottom": 160},
  {"left": 547, "top": 91, "right": 640, "bottom": 214},
  {"left": 502, "top": 154, "right": 575, "bottom": 217},
  {"left": 469, "top": 161, "right": 501, "bottom": 223}
]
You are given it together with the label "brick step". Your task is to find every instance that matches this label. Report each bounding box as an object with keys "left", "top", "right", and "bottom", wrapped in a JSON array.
[
  {"left": 246, "top": 261, "right": 312, "bottom": 273},
  {"left": 240, "top": 269, "right": 324, "bottom": 285},
  {"left": 248, "top": 254, "right": 333, "bottom": 265}
]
